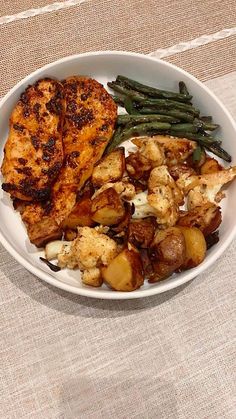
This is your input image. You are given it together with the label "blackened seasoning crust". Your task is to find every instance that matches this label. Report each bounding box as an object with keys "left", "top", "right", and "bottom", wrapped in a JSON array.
[
  {"left": 68, "top": 108, "right": 94, "bottom": 129},
  {"left": 1, "top": 78, "right": 65, "bottom": 201},
  {"left": 13, "top": 123, "right": 24, "bottom": 132},
  {"left": 12, "top": 76, "right": 117, "bottom": 247},
  {"left": 48, "top": 75, "right": 117, "bottom": 228}
]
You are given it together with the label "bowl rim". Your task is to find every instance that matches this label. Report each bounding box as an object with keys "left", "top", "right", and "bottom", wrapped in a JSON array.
[{"left": 1, "top": 49, "right": 236, "bottom": 300}]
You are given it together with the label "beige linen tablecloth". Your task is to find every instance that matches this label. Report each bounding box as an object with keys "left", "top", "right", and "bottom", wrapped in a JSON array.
[{"left": 0, "top": 1, "right": 236, "bottom": 418}]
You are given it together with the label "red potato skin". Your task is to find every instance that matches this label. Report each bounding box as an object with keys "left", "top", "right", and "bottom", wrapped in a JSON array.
[{"left": 148, "top": 227, "right": 186, "bottom": 283}]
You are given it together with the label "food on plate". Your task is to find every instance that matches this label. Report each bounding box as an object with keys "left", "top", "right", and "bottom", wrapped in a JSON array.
[
  {"left": 101, "top": 244, "right": 144, "bottom": 291},
  {"left": 108, "top": 76, "right": 231, "bottom": 162},
  {"left": 91, "top": 187, "right": 126, "bottom": 225},
  {"left": 128, "top": 218, "right": 156, "bottom": 248},
  {"left": 1, "top": 78, "right": 65, "bottom": 201},
  {"left": 15, "top": 76, "right": 117, "bottom": 246},
  {"left": 178, "top": 226, "right": 207, "bottom": 269},
  {"left": 200, "top": 157, "right": 222, "bottom": 174},
  {"left": 1, "top": 74, "right": 236, "bottom": 292},
  {"left": 148, "top": 227, "right": 186, "bottom": 282},
  {"left": 177, "top": 203, "right": 222, "bottom": 237},
  {"left": 56, "top": 226, "right": 118, "bottom": 286},
  {"left": 92, "top": 147, "right": 125, "bottom": 186}
]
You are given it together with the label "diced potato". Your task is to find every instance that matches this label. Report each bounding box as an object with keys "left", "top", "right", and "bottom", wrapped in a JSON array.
[
  {"left": 178, "top": 226, "right": 206, "bottom": 269},
  {"left": 177, "top": 203, "right": 222, "bottom": 236},
  {"left": 82, "top": 268, "right": 103, "bottom": 287},
  {"left": 101, "top": 244, "right": 144, "bottom": 291},
  {"left": 128, "top": 218, "right": 156, "bottom": 248},
  {"left": 200, "top": 158, "right": 223, "bottom": 175},
  {"left": 91, "top": 187, "right": 125, "bottom": 225},
  {"left": 64, "top": 229, "right": 78, "bottom": 241},
  {"left": 112, "top": 202, "right": 132, "bottom": 234},
  {"left": 62, "top": 198, "right": 95, "bottom": 229},
  {"left": 92, "top": 147, "right": 125, "bottom": 187},
  {"left": 149, "top": 227, "right": 186, "bottom": 282}
]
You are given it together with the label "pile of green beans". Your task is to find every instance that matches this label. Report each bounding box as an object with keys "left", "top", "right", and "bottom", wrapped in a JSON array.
[{"left": 106, "top": 76, "right": 231, "bottom": 162}]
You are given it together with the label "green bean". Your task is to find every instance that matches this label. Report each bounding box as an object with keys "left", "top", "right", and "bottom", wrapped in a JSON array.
[
  {"left": 112, "top": 95, "right": 125, "bottom": 106},
  {"left": 108, "top": 122, "right": 172, "bottom": 150},
  {"left": 140, "top": 107, "right": 194, "bottom": 122},
  {"left": 168, "top": 131, "right": 220, "bottom": 145},
  {"left": 107, "top": 82, "right": 147, "bottom": 101},
  {"left": 199, "top": 142, "right": 232, "bottom": 162},
  {"left": 116, "top": 75, "right": 192, "bottom": 102},
  {"left": 105, "top": 126, "right": 123, "bottom": 154},
  {"left": 179, "top": 81, "right": 190, "bottom": 96},
  {"left": 140, "top": 98, "right": 199, "bottom": 116},
  {"left": 192, "top": 146, "right": 203, "bottom": 162},
  {"left": 117, "top": 114, "right": 180, "bottom": 126},
  {"left": 200, "top": 116, "right": 213, "bottom": 123},
  {"left": 193, "top": 118, "right": 219, "bottom": 131},
  {"left": 124, "top": 97, "right": 140, "bottom": 115},
  {"left": 170, "top": 123, "right": 198, "bottom": 133},
  {"left": 108, "top": 81, "right": 199, "bottom": 115}
]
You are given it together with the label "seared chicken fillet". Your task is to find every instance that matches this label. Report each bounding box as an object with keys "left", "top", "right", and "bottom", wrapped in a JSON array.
[
  {"left": 21, "top": 76, "right": 117, "bottom": 246},
  {"left": 1, "top": 78, "right": 65, "bottom": 201}
]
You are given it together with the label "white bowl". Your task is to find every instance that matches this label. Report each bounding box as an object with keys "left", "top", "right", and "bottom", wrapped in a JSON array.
[{"left": 0, "top": 51, "right": 236, "bottom": 300}]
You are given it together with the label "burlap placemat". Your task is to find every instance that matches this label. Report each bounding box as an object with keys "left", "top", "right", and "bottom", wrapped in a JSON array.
[{"left": 1, "top": 0, "right": 236, "bottom": 97}]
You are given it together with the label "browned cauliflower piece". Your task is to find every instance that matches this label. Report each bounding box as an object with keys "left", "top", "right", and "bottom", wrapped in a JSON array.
[
  {"left": 92, "top": 180, "right": 136, "bottom": 201},
  {"left": 177, "top": 166, "right": 236, "bottom": 209},
  {"left": 57, "top": 226, "right": 118, "bottom": 270},
  {"left": 148, "top": 165, "right": 184, "bottom": 205}
]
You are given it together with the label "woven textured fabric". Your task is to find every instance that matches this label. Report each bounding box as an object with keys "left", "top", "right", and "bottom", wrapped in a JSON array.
[
  {"left": 0, "top": 0, "right": 58, "bottom": 16},
  {"left": 1, "top": 0, "right": 236, "bottom": 96},
  {"left": 1, "top": 0, "right": 236, "bottom": 417},
  {"left": 167, "top": 35, "right": 236, "bottom": 82}
]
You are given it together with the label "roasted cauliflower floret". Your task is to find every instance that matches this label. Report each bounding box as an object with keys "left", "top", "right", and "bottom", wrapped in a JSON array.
[
  {"left": 150, "top": 135, "right": 197, "bottom": 165},
  {"left": 130, "top": 188, "right": 179, "bottom": 228},
  {"left": 148, "top": 165, "right": 184, "bottom": 205},
  {"left": 132, "top": 137, "right": 165, "bottom": 166},
  {"left": 57, "top": 226, "right": 118, "bottom": 270},
  {"left": 82, "top": 268, "right": 103, "bottom": 287},
  {"left": 92, "top": 180, "right": 136, "bottom": 201},
  {"left": 177, "top": 166, "right": 236, "bottom": 209}
]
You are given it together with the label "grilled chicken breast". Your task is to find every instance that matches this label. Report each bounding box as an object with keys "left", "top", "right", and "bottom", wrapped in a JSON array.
[
  {"left": 51, "top": 76, "right": 117, "bottom": 225},
  {"left": 1, "top": 78, "right": 65, "bottom": 201},
  {"left": 21, "top": 76, "right": 117, "bottom": 246}
]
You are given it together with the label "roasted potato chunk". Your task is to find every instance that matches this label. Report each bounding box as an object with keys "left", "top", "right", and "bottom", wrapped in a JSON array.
[
  {"left": 128, "top": 218, "right": 156, "bottom": 248},
  {"left": 178, "top": 203, "right": 221, "bottom": 236},
  {"left": 112, "top": 202, "right": 133, "bottom": 234},
  {"left": 149, "top": 227, "right": 186, "bottom": 282},
  {"left": 62, "top": 198, "right": 95, "bottom": 229},
  {"left": 200, "top": 158, "right": 223, "bottom": 175},
  {"left": 91, "top": 187, "right": 125, "bottom": 225},
  {"left": 178, "top": 226, "right": 206, "bottom": 269},
  {"left": 92, "top": 147, "right": 125, "bottom": 187},
  {"left": 101, "top": 244, "right": 144, "bottom": 291},
  {"left": 64, "top": 229, "right": 78, "bottom": 241}
]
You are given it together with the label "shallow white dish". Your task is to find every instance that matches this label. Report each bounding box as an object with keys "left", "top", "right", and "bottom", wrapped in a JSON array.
[{"left": 0, "top": 51, "right": 236, "bottom": 299}]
